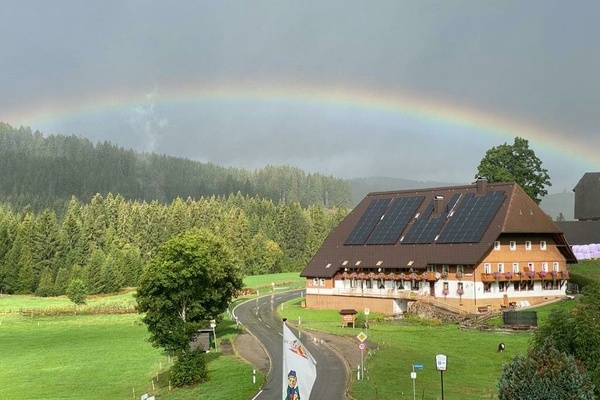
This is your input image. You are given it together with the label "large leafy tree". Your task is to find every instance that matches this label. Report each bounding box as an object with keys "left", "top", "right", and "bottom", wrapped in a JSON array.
[
  {"left": 136, "top": 229, "right": 243, "bottom": 353},
  {"left": 498, "top": 340, "right": 595, "bottom": 399},
  {"left": 532, "top": 283, "right": 600, "bottom": 394},
  {"left": 475, "top": 137, "right": 551, "bottom": 204}
]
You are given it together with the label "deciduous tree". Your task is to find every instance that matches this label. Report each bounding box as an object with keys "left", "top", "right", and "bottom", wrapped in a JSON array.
[
  {"left": 475, "top": 137, "right": 550, "bottom": 204},
  {"left": 498, "top": 340, "right": 595, "bottom": 399},
  {"left": 136, "top": 229, "right": 243, "bottom": 353}
]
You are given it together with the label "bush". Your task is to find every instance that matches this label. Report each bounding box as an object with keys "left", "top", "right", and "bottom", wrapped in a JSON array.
[{"left": 170, "top": 348, "right": 209, "bottom": 388}]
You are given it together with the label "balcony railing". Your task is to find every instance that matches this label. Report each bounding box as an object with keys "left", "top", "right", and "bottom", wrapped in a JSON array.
[{"left": 481, "top": 270, "right": 569, "bottom": 282}]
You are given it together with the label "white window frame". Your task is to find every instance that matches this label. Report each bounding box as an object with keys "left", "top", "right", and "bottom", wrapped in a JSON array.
[
  {"left": 484, "top": 263, "right": 492, "bottom": 274},
  {"left": 442, "top": 265, "right": 450, "bottom": 273},
  {"left": 456, "top": 265, "right": 464, "bottom": 274},
  {"left": 525, "top": 241, "right": 532, "bottom": 250},
  {"left": 553, "top": 262, "right": 559, "bottom": 272},
  {"left": 527, "top": 262, "right": 535, "bottom": 271},
  {"left": 540, "top": 241, "right": 547, "bottom": 250},
  {"left": 320, "top": 278, "right": 326, "bottom": 286},
  {"left": 494, "top": 241, "right": 501, "bottom": 251},
  {"left": 541, "top": 262, "right": 548, "bottom": 272},
  {"left": 510, "top": 241, "right": 517, "bottom": 251},
  {"left": 312, "top": 278, "right": 318, "bottom": 286},
  {"left": 512, "top": 263, "right": 520, "bottom": 273},
  {"left": 498, "top": 263, "right": 504, "bottom": 273}
]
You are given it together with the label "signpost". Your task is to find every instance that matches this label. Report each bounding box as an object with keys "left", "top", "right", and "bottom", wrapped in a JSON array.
[
  {"left": 357, "top": 331, "right": 367, "bottom": 380},
  {"left": 411, "top": 363, "right": 423, "bottom": 400},
  {"left": 435, "top": 354, "right": 448, "bottom": 400}
]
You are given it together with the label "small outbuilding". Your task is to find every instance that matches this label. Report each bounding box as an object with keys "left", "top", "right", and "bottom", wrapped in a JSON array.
[
  {"left": 190, "top": 328, "right": 214, "bottom": 352},
  {"left": 339, "top": 309, "right": 358, "bottom": 328}
]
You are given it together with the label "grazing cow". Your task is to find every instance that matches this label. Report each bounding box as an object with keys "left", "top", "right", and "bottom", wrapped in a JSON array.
[{"left": 498, "top": 342, "right": 505, "bottom": 353}]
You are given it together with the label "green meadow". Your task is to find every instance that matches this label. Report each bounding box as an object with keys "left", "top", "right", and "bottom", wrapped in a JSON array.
[
  {"left": 0, "top": 269, "right": 585, "bottom": 399},
  {"left": 280, "top": 296, "right": 579, "bottom": 399},
  {"left": 0, "top": 292, "right": 261, "bottom": 400}
]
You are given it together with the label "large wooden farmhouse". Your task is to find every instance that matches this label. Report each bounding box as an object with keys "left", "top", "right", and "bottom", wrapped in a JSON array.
[{"left": 300, "top": 179, "right": 576, "bottom": 316}]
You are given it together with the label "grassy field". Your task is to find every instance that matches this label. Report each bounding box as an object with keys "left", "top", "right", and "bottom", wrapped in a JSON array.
[
  {"left": 242, "top": 272, "right": 305, "bottom": 291},
  {"left": 280, "top": 295, "right": 580, "bottom": 399},
  {"left": 0, "top": 292, "right": 261, "bottom": 400}
]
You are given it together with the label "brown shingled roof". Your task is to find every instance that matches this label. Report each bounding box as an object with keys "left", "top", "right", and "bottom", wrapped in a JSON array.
[{"left": 301, "top": 180, "right": 575, "bottom": 278}]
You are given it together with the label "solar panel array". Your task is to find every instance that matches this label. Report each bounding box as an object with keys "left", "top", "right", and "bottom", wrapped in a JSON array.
[
  {"left": 366, "top": 196, "right": 424, "bottom": 244},
  {"left": 344, "top": 198, "right": 390, "bottom": 245},
  {"left": 437, "top": 190, "right": 505, "bottom": 243},
  {"left": 403, "top": 194, "right": 460, "bottom": 244},
  {"left": 344, "top": 190, "right": 505, "bottom": 246}
]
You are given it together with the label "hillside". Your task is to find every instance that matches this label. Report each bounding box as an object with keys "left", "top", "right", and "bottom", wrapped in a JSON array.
[{"left": 0, "top": 123, "right": 352, "bottom": 213}]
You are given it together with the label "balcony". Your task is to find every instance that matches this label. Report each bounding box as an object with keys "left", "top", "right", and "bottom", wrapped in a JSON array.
[{"left": 480, "top": 270, "right": 569, "bottom": 282}]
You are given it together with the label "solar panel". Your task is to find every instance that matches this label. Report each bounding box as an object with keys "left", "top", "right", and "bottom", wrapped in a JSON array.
[
  {"left": 366, "top": 196, "right": 424, "bottom": 244},
  {"left": 344, "top": 198, "right": 390, "bottom": 245},
  {"left": 403, "top": 194, "right": 460, "bottom": 244},
  {"left": 437, "top": 191, "right": 505, "bottom": 243}
]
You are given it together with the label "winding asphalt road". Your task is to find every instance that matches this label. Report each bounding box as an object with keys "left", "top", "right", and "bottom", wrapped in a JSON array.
[{"left": 233, "top": 289, "right": 348, "bottom": 400}]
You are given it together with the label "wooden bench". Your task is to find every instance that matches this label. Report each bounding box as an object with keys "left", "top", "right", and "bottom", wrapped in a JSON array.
[{"left": 478, "top": 306, "right": 490, "bottom": 313}]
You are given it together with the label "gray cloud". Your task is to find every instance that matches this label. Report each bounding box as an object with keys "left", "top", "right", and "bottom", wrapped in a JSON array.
[{"left": 1, "top": 1, "right": 598, "bottom": 193}]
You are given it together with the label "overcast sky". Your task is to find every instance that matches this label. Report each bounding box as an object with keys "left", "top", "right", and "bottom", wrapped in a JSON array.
[{"left": 2, "top": 1, "right": 598, "bottom": 193}]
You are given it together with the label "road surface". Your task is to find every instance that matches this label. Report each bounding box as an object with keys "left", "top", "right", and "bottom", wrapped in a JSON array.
[{"left": 233, "top": 289, "right": 348, "bottom": 399}]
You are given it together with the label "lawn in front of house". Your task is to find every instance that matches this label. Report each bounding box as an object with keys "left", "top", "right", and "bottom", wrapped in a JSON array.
[{"left": 280, "top": 297, "right": 556, "bottom": 399}]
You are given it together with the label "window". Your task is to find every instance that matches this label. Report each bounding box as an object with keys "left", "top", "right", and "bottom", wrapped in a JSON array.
[
  {"left": 320, "top": 278, "right": 325, "bottom": 286},
  {"left": 512, "top": 263, "right": 520, "bottom": 273},
  {"left": 498, "top": 263, "right": 504, "bottom": 273},
  {"left": 427, "top": 265, "right": 436, "bottom": 272},
  {"left": 312, "top": 278, "right": 318, "bottom": 286},
  {"left": 525, "top": 241, "right": 532, "bottom": 250},
  {"left": 540, "top": 241, "right": 547, "bottom": 250},
  {"left": 484, "top": 263, "right": 492, "bottom": 274},
  {"left": 499, "top": 281, "right": 508, "bottom": 292},
  {"left": 494, "top": 241, "right": 501, "bottom": 250},
  {"left": 456, "top": 265, "right": 464, "bottom": 274},
  {"left": 541, "top": 262, "right": 548, "bottom": 272},
  {"left": 442, "top": 265, "right": 449, "bottom": 273},
  {"left": 483, "top": 282, "right": 492, "bottom": 293},
  {"left": 527, "top": 262, "right": 534, "bottom": 271},
  {"left": 553, "top": 262, "right": 559, "bottom": 272},
  {"left": 510, "top": 241, "right": 517, "bottom": 250}
]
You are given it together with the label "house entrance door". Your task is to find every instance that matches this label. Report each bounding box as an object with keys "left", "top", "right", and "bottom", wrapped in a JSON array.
[{"left": 430, "top": 281, "right": 435, "bottom": 297}]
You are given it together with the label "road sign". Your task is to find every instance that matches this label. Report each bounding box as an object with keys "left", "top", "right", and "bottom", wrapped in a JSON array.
[
  {"left": 358, "top": 342, "right": 366, "bottom": 351},
  {"left": 410, "top": 372, "right": 417, "bottom": 379},
  {"left": 356, "top": 331, "right": 367, "bottom": 342},
  {"left": 364, "top": 307, "right": 370, "bottom": 315},
  {"left": 435, "top": 354, "right": 447, "bottom": 371},
  {"left": 413, "top": 363, "right": 424, "bottom": 370}
]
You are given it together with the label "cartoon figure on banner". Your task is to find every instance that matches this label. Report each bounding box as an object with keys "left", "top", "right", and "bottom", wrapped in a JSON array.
[{"left": 286, "top": 370, "right": 300, "bottom": 400}]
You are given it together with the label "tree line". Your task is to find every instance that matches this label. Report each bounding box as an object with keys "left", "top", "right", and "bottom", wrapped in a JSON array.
[
  {"left": 0, "top": 192, "right": 348, "bottom": 297},
  {"left": 0, "top": 122, "right": 353, "bottom": 214}
]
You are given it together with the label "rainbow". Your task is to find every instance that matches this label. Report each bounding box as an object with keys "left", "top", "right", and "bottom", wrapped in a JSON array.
[{"left": 3, "top": 81, "right": 598, "bottom": 169}]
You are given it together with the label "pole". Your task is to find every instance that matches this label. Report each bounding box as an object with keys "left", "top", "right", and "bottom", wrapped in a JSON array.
[
  {"left": 440, "top": 370, "right": 444, "bottom": 400},
  {"left": 412, "top": 365, "right": 416, "bottom": 400},
  {"left": 360, "top": 349, "right": 364, "bottom": 380}
]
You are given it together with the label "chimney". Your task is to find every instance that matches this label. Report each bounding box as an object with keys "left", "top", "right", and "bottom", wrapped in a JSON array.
[
  {"left": 476, "top": 177, "right": 488, "bottom": 194},
  {"left": 433, "top": 196, "right": 444, "bottom": 215}
]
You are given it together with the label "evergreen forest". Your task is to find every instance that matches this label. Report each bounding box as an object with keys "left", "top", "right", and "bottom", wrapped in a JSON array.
[{"left": 0, "top": 122, "right": 351, "bottom": 297}]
